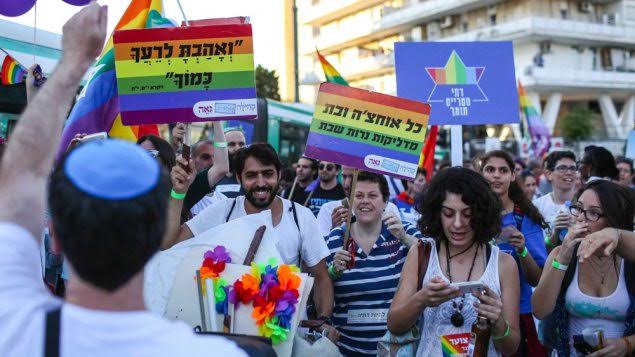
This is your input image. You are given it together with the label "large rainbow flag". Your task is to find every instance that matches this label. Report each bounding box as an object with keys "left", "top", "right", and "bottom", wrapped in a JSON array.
[
  {"left": 316, "top": 49, "right": 348, "bottom": 86},
  {"left": 57, "top": 0, "right": 175, "bottom": 158},
  {"left": 0, "top": 51, "right": 27, "bottom": 85},
  {"left": 518, "top": 81, "right": 550, "bottom": 156}
]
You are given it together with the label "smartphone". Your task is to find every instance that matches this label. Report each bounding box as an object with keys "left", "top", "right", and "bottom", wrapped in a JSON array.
[
  {"left": 78, "top": 132, "right": 107, "bottom": 145},
  {"left": 497, "top": 225, "right": 516, "bottom": 244},
  {"left": 451, "top": 281, "right": 484, "bottom": 295},
  {"left": 180, "top": 144, "right": 191, "bottom": 170}
]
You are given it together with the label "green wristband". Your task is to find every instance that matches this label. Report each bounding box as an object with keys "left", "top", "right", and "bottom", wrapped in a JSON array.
[
  {"left": 552, "top": 259, "right": 568, "bottom": 271},
  {"left": 328, "top": 264, "right": 341, "bottom": 280},
  {"left": 170, "top": 189, "right": 186, "bottom": 200},
  {"left": 517, "top": 246, "right": 528, "bottom": 258},
  {"left": 544, "top": 235, "right": 555, "bottom": 248},
  {"left": 214, "top": 141, "right": 227, "bottom": 148},
  {"left": 492, "top": 319, "right": 510, "bottom": 341}
]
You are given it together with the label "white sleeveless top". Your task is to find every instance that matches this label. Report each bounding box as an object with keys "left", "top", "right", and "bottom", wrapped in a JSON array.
[
  {"left": 565, "top": 259, "right": 628, "bottom": 348},
  {"left": 417, "top": 244, "right": 502, "bottom": 357}
]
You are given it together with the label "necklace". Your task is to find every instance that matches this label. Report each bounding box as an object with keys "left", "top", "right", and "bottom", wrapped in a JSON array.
[
  {"left": 449, "top": 239, "right": 477, "bottom": 259},
  {"left": 445, "top": 241, "right": 479, "bottom": 328},
  {"left": 587, "top": 255, "right": 617, "bottom": 285}
]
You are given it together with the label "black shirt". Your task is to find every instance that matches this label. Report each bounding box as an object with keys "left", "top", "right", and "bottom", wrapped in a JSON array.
[
  {"left": 307, "top": 183, "right": 346, "bottom": 216},
  {"left": 284, "top": 183, "right": 312, "bottom": 205},
  {"left": 215, "top": 175, "right": 242, "bottom": 198}
]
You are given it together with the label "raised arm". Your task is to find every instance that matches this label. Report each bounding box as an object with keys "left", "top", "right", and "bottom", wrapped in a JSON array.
[
  {"left": 0, "top": 3, "right": 107, "bottom": 238},
  {"left": 578, "top": 227, "right": 635, "bottom": 263},
  {"left": 206, "top": 121, "right": 229, "bottom": 187}
]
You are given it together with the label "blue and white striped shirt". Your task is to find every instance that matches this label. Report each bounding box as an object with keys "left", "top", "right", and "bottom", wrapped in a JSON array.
[{"left": 325, "top": 222, "right": 422, "bottom": 356}]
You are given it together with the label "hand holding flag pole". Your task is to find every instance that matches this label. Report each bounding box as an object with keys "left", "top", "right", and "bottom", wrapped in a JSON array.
[{"left": 343, "top": 169, "right": 358, "bottom": 269}]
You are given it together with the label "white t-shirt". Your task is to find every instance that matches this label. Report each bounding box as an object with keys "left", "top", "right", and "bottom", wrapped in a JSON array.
[
  {"left": 315, "top": 200, "right": 403, "bottom": 237},
  {"left": 190, "top": 190, "right": 228, "bottom": 216},
  {"left": 186, "top": 196, "right": 330, "bottom": 268},
  {"left": 0, "top": 223, "right": 246, "bottom": 357},
  {"left": 533, "top": 193, "right": 565, "bottom": 231}
]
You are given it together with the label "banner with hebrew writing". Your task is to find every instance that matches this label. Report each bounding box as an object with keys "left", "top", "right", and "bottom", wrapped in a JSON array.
[
  {"left": 305, "top": 83, "right": 430, "bottom": 180},
  {"left": 113, "top": 24, "right": 257, "bottom": 125},
  {"left": 395, "top": 41, "right": 519, "bottom": 125}
]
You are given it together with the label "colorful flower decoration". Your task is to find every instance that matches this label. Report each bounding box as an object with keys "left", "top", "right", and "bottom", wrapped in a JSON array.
[
  {"left": 229, "top": 258, "right": 301, "bottom": 344},
  {"left": 199, "top": 246, "right": 231, "bottom": 314},
  {"left": 198, "top": 250, "right": 301, "bottom": 344}
]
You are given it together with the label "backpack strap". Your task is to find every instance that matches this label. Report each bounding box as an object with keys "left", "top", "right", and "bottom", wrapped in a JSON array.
[
  {"left": 290, "top": 201, "right": 300, "bottom": 231},
  {"left": 416, "top": 241, "right": 432, "bottom": 291},
  {"left": 486, "top": 242, "right": 492, "bottom": 265},
  {"left": 44, "top": 307, "right": 62, "bottom": 357},
  {"left": 225, "top": 198, "right": 237, "bottom": 223}
]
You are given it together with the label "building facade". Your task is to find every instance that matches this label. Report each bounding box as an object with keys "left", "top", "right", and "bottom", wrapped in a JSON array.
[{"left": 297, "top": 0, "right": 635, "bottom": 142}]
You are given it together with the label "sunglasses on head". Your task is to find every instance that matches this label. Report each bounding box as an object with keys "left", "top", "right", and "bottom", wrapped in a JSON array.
[{"left": 319, "top": 164, "right": 335, "bottom": 171}]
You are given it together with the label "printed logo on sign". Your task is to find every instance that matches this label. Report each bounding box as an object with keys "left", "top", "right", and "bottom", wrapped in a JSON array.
[
  {"left": 236, "top": 102, "right": 257, "bottom": 113},
  {"left": 426, "top": 51, "right": 487, "bottom": 118},
  {"left": 364, "top": 155, "right": 418, "bottom": 179},
  {"left": 347, "top": 309, "right": 388, "bottom": 324},
  {"left": 215, "top": 103, "right": 236, "bottom": 115}
]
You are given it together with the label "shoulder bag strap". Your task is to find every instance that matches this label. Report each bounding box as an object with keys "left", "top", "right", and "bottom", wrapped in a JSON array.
[
  {"left": 225, "top": 198, "right": 237, "bottom": 223},
  {"left": 416, "top": 241, "right": 432, "bottom": 291},
  {"left": 44, "top": 306, "right": 62, "bottom": 357}
]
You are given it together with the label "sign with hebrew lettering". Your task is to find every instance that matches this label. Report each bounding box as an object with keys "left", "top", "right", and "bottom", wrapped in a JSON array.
[
  {"left": 113, "top": 23, "right": 257, "bottom": 125},
  {"left": 305, "top": 83, "right": 430, "bottom": 180},
  {"left": 395, "top": 41, "right": 519, "bottom": 125}
]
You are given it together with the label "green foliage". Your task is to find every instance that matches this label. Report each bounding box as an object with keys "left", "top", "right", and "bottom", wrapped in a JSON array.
[
  {"left": 559, "top": 107, "right": 595, "bottom": 141},
  {"left": 255, "top": 65, "right": 281, "bottom": 101}
]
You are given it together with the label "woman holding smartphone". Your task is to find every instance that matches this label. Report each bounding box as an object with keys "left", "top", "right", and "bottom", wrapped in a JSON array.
[
  {"left": 532, "top": 180, "right": 635, "bottom": 357},
  {"left": 480, "top": 150, "right": 549, "bottom": 356},
  {"left": 388, "top": 168, "right": 520, "bottom": 356}
]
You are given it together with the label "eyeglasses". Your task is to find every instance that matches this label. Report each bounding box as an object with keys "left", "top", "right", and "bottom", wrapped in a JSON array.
[
  {"left": 147, "top": 150, "right": 160, "bottom": 158},
  {"left": 569, "top": 204, "right": 604, "bottom": 222},
  {"left": 319, "top": 164, "right": 335, "bottom": 171},
  {"left": 554, "top": 165, "right": 578, "bottom": 173}
]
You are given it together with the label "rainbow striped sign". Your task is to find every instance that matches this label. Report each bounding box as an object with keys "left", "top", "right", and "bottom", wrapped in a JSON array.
[
  {"left": 305, "top": 83, "right": 430, "bottom": 180},
  {"left": 0, "top": 52, "right": 27, "bottom": 85},
  {"left": 440, "top": 332, "right": 470, "bottom": 356},
  {"left": 427, "top": 51, "right": 483, "bottom": 85},
  {"left": 113, "top": 24, "right": 256, "bottom": 125}
]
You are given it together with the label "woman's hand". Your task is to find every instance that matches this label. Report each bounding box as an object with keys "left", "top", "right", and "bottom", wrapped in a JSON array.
[
  {"left": 506, "top": 227, "right": 526, "bottom": 254},
  {"left": 473, "top": 286, "right": 503, "bottom": 327},
  {"left": 414, "top": 276, "right": 461, "bottom": 308},
  {"left": 578, "top": 227, "right": 620, "bottom": 263},
  {"left": 556, "top": 222, "right": 588, "bottom": 265},
  {"left": 382, "top": 211, "right": 405, "bottom": 240},
  {"left": 332, "top": 249, "right": 352, "bottom": 274},
  {"left": 331, "top": 206, "right": 348, "bottom": 229},
  {"left": 588, "top": 337, "right": 629, "bottom": 357}
]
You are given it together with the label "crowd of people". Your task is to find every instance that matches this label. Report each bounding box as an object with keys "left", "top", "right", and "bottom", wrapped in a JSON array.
[{"left": 0, "top": 4, "right": 634, "bottom": 357}]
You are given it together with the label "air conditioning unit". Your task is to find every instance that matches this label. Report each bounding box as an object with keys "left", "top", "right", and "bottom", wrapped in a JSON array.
[
  {"left": 540, "top": 41, "right": 551, "bottom": 54},
  {"left": 578, "top": 1, "right": 592, "bottom": 13},
  {"left": 440, "top": 15, "right": 454, "bottom": 29},
  {"left": 603, "top": 13, "right": 619, "bottom": 25},
  {"left": 426, "top": 22, "right": 441, "bottom": 40}
]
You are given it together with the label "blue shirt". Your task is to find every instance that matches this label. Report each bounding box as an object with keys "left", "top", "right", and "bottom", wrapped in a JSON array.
[
  {"left": 498, "top": 211, "right": 547, "bottom": 314},
  {"left": 325, "top": 221, "right": 422, "bottom": 356}
]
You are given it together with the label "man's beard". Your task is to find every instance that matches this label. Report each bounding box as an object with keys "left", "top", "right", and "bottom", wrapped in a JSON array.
[{"left": 244, "top": 183, "right": 279, "bottom": 209}]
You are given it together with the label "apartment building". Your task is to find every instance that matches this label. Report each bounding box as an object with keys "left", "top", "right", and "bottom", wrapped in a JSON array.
[{"left": 296, "top": 0, "right": 635, "bottom": 141}]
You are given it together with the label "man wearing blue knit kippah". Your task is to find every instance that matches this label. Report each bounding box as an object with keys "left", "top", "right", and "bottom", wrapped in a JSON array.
[{"left": 0, "top": 4, "right": 246, "bottom": 357}]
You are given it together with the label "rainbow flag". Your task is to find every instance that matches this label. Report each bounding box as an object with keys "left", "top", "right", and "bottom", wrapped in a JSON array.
[
  {"left": 0, "top": 51, "right": 27, "bottom": 85},
  {"left": 518, "top": 81, "right": 550, "bottom": 157},
  {"left": 316, "top": 49, "right": 348, "bottom": 86},
  {"left": 426, "top": 51, "right": 483, "bottom": 85},
  {"left": 57, "top": 0, "right": 175, "bottom": 159},
  {"left": 419, "top": 125, "right": 438, "bottom": 180}
]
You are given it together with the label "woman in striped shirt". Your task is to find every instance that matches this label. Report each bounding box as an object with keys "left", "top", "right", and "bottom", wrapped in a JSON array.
[{"left": 325, "top": 171, "right": 422, "bottom": 356}]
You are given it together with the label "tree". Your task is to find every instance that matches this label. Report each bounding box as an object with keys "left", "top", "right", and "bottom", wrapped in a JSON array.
[
  {"left": 255, "top": 65, "right": 281, "bottom": 101},
  {"left": 559, "top": 107, "right": 595, "bottom": 142}
]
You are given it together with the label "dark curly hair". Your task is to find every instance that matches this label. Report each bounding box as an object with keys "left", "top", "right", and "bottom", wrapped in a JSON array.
[
  {"left": 480, "top": 150, "right": 549, "bottom": 230},
  {"left": 574, "top": 180, "right": 635, "bottom": 232},
  {"left": 417, "top": 167, "right": 502, "bottom": 244}
]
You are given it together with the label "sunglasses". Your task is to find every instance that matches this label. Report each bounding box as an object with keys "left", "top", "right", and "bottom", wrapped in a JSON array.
[
  {"left": 147, "top": 150, "right": 160, "bottom": 158},
  {"left": 319, "top": 164, "right": 335, "bottom": 171}
]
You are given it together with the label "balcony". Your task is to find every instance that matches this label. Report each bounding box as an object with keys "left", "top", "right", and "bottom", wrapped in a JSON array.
[
  {"left": 522, "top": 66, "right": 635, "bottom": 92},
  {"left": 300, "top": 0, "right": 386, "bottom": 26},
  {"left": 442, "top": 17, "right": 635, "bottom": 47},
  {"left": 339, "top": 52, "right": 395, "bottom": 81},
  {"left": 378, "top": 0, "right": 504, "bottom": 32}
]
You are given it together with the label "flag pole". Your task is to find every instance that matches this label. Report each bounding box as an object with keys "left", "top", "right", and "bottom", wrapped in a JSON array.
[
  {"left": 343, "top": 169, "right": 359, "bottom": 264},
  {"left": 451, "top": 125, "right": 462, "bottom": 167},
  {"left": 175, "top": 0, "right": 191, "bottom": 147}
]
